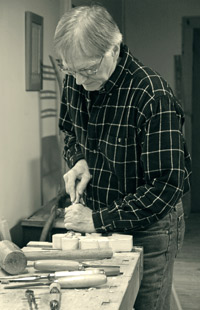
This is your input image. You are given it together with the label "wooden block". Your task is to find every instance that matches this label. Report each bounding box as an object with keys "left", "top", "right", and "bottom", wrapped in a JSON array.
[
  {"left": 52, "top": 234, "right": 66, "bottom": 249},
  {"left": 26, "top": 241, "right": 52, "bottom": 248},
  {"left": 61, "top": 237, "right": 79, "bottom": 250},
  {"left": 97, "top": 237, "right": 110, "bottom": 249},
  {"left": 79, "top": 238, "right": 99, "bottom": 250},
  {"left": 108, "top": 234, "right": 133, "bottom": 252}
]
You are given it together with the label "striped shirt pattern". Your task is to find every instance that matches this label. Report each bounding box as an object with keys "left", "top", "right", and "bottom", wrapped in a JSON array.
[{"left": 59, "top": 44, "right": 192, "bottom": 233}]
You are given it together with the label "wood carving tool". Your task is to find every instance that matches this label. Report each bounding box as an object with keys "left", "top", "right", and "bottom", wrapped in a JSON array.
[
  {"left": 25, "top": 289, "right": 34, "bottom": 310},
  {"left": 33, "top": 259, "right": 121, "bottom": 276},
  {"left": 4, "top": 273, "right": 107, "bottom": 289},
  {"left": 0, "top": 273, "right": 43, "bottom": 281},
  {"left": 5, "top": 269, "right": 104, "bottom": 282},
  {"left": 24, "top": 248, "right": 113, "bottom": 261},
  {"left": 49, "top": 282, "right": 61, "bottom": 310},
  {"left": 25, "top": 289, "right": 39, "bottom": 310},
  {"left": 0, "top": 240, "right": 27, "bottom": 274}
]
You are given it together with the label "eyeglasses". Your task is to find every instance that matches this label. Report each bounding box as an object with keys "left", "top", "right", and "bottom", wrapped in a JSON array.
[{"left": 56, "top": 56, "right": 104, "bottom": 77}]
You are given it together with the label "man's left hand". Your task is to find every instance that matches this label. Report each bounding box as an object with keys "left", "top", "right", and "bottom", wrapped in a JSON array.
[{"left": 64, "top": 204, "right": 96, "bottom": 233}]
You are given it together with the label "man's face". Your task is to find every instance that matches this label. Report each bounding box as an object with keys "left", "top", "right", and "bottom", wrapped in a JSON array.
[{"left": 62, "top": 48, "right": 117, "bottom": 91}]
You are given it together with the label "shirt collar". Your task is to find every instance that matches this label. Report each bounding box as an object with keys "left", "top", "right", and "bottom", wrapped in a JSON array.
[
  {"left": 98, "top": 44, "right": 133, "bottom": 94},
  {"left": 81, "top": 44, "right": 133, "bottom": 97}
]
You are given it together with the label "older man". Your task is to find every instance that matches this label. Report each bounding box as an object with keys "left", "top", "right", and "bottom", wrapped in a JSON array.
[{"left": 54, "top": 5, "right": 191, "bottom": 309}]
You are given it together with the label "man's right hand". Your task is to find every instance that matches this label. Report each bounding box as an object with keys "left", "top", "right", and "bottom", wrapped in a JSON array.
[{"left": 63, "top": 159, "right": 91, "bottom": 203}]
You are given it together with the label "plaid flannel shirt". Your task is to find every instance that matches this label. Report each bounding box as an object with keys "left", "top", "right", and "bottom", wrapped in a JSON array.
[{"left": 59, "top": 44, "right": 192, "bottom": 233}]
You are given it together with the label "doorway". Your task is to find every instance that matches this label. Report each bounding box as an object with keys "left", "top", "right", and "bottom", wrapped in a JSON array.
[{"left": 182, "top": 17, "right": 200, "bottom": 214}]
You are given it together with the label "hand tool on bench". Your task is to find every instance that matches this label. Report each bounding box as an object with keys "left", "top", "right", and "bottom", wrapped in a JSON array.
[
  {"left": 25, "top": 289, "right": 39, "bottom": 310},
  {"left": 24, "top": 248, "right": 113, "bottom": 261},
  {"left": 0, "top": 240, "right": 27, "bottom": 274},
  {"left": 33, "top": 259, "right": 121, "bottom": 276},
  {"left": 49, "top": 282, "right": 61, "bottom": 310},
  {"left": 0, "top": 265, "right": 120, "bottom": 284},
  {"left": 0, "top": 273, "right": 43, "bottom": 281},
  {"left": 4, "top": 273, "right": 107, "bottom": 289},
  {"left": 4, "top": 269, "right": 105, "bottom": 282}
]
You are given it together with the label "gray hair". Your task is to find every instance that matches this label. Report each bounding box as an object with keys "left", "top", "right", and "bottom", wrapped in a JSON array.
[{"left": 54, "top": 5, "right": 122, "bottom": 61}]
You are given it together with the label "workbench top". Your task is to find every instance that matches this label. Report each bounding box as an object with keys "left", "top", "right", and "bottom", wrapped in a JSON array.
[{"left": 0, "top": 249, "right": 143, "bottom": 310}]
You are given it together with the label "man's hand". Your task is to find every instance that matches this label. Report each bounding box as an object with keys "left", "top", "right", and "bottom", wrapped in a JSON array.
[
  {"left": 63, "top": 159, "right": 91, "bottom": 203},
  {"left": 64, "top": 204, "right": 96, "bottom": 233}
]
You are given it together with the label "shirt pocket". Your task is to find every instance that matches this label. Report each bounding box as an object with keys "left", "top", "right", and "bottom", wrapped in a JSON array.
[{"left": 98, "top": 135, "right": 137, "bottom": 179}]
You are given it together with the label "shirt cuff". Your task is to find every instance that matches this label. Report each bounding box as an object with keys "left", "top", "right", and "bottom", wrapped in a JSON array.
[
  {"left": 67, "top": 153, "right": 85, "bottom": 169},
  {"left": 92, "top": 208, "right": 114, "bottom": 233}
]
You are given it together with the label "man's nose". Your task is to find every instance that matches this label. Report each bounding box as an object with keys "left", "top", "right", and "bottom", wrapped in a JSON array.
[{"left": 75, "top": 73, "right": 88, "bottom": 85}]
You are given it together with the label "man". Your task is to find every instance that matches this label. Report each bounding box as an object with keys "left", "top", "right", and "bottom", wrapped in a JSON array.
[{"left": 54, "top": 5, "right": 192, "bottom": 309}]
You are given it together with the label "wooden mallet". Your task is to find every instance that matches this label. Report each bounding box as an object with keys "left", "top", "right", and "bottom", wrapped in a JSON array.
[{"left": 0, "top": 240, "right": 27, "bottom": 275}]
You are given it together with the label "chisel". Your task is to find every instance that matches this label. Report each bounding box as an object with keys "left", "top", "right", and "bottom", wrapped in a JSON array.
[
  {"left": 33, "top": 259, "right": 120, "bottom": 276},
  {"left": 4, "top": 273, "right": 107, "bottom": 289},
  {"left": 5, "top": 269, "right": 104, "bottom": 282}
]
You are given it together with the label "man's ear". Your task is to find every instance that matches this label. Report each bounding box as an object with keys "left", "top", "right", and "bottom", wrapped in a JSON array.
[{"left": 112, "top": 44, "right": 120, "bottom": 59}]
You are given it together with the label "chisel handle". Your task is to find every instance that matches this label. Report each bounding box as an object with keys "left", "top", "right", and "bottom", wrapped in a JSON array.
[
  {"left": 55, "top": 273, "right": 107, "bottom": 288},
  {"left": 34, "top": 260, "right": 81, "bottom": 272},
  {"left": 34, "top": 260, "right": 121, "bottom": 276},
  {"left": 25, "top": 248, "right": 113, "bottom": 261},
  {"left": 53, "top": 269, "right": 104, "bottom": 278},
  {"left": 4, "top": 273, "right": 107, "bottom": 289}
]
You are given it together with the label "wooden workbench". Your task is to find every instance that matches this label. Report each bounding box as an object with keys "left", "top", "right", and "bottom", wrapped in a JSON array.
[{"left": 0, "top": 249, "right": 143, "bottom": 310}]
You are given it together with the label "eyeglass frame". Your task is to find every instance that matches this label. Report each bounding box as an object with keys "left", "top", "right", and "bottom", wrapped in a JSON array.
[{"left": 56, "top": 56, "right": 104, "bottom": 77}]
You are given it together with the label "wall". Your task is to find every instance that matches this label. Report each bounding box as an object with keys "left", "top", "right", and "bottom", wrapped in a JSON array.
[
  {"left": 125, "top": 0, "right": 200, "bottom": 90},
  {"left": 0, "top": 0, "right": 67, "bottom": 245},
  {"left": 72, "top": 0, "right": 124, "bottom": 34}
]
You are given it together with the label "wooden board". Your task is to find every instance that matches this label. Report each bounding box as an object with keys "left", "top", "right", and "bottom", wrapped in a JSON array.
[{"left": 0, "top": 249, "right": 143, "bottom": 310}]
